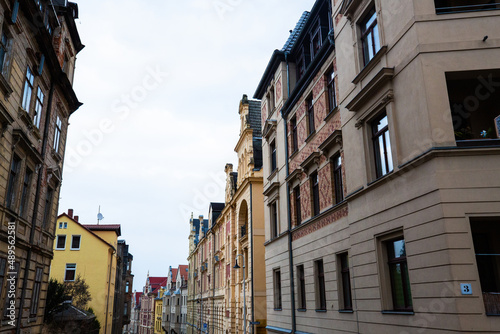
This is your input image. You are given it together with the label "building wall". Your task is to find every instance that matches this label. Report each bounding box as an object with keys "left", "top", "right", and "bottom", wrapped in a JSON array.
[{"left": 51, "top": 215, "right": 117, "bottom": 334}]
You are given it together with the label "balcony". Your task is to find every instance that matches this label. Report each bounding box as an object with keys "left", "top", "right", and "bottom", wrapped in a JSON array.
[{"left": 435, "top": 0, "right": 500, "bottom": 14}]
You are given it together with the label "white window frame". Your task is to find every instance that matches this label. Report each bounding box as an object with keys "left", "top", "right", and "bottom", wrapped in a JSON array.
[
  {"left": 56, "top": 235, "right": 66, "bottom": 250},
  {"left": 70, "top": 235, "right": 81, "bottom": 250}
]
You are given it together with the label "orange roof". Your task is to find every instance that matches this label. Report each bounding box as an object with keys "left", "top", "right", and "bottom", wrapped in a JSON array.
[{"left": 178, "top": 265, "right": 189, "bottom": 281}]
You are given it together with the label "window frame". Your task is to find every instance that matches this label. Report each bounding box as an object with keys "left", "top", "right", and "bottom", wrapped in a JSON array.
[
  {"left": 0, "top": 26, "right": 12, "bottom": 77},
  {"left": 310, "top": 171, "right": 320, "bottom": 217},
  {"left": 326, "top": 68, "right": 337, "bottom": 114},
  {"left": 30, "top": 267, "right": 43, "bottom": 316},
  {"left": 70, "top": 235, "right": 81, "bottom": 250},
  {"left": 273, "top": 269, "right": 282, "bottom": 310},
  {"left": 338, "top": 252, "right": 353, "bottom": 311},
  {"left": 270, "top": 140, "right": 277, "bottom": 172},
  {"left": 290, "top": 116, "right": 298, "bottom": 154},
  {"left": 386, "top": 237, "right": 413, "bottom": 311},
  {"left": 53, "top": 115, "right": 62, "bottom": 152},
  {"left": 371, "top": 112, "right": 393, "bottom": 179},
  {"left": 21, "top": 67, "right": 35, "bottom": 112},
  {"left": 314, "top": 259, "right": 327, "bottom": 311},
  {"left": 360, "top": 6, "right": 381, "bottom": 66},
  {"left": 6, "top": 155, "right": 21, "bottom": 210},
  {"left": 306, "top": 95, "right": 315, "bottom": 136},
  {"left": 64, "top": 263, "right": 77, "bottom": 282},
  {"left": 33, "top": 86, "right": 44, "bottom": 129},
  {"left": 270, "top": 201, "right": 278, "bottom": 239},
  {"left": 19, "top": 167, "right": 33, "bottom": 218},
  {"left": 297, "top": 264, "right": 306, "bottom": 310},
  {"left": 42, "top": 187, "right": 54, "bottom": 228},
  {"left": 56, "top": 235, "right": 66, "bottom": 250},
  {"left": 294, "top": 185, "right": 302, "bottom": 226},
  {"left": 332, "top": 153, "right": 344, "bottom": 204}
]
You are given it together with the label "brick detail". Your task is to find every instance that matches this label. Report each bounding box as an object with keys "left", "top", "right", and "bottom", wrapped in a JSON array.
[
  {"left": 292, "top": 206, "right": 348, "bottom": 241},
  {"left": 319, "top": 163, "right": 333, "bottom": 210},
  {"left": 276, "top": 76, "right": 282, "bottom": 102},
  {"left": 300, "top": 181, "right": 311, "bottom": 221}
]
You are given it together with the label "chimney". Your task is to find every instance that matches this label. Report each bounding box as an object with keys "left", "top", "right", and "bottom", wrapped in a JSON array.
[
  {"left": 68, "top": 209, "right": 73, "bottom": 218},
  {"left": 74, "top": 216, "right": 79, "bottom": 222}
]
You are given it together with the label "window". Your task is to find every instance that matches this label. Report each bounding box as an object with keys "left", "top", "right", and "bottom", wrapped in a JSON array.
[
  {"left": 470, "top": 218, "right": 500, "bottom": 315},
  {"left": 56, "top": 235, "right": 66, "bottom": 250},
  {"left": 338, "top": 253, "right": 352, "bottom": 311},
  {"left": 71, "top": 235, "right": 81, "bottom": 250},
  {"left": 6, "top": 155, "right": 20, "bottom": 210},
  {"left": 327, "top": 69, "right": 337, "bottom": 113},
  {"left": 435, "top": 0, "right": 500, "bottom": 14},
  {"left": 0, "top": 28, "right": 10, "bottom": 75},
  {"left": 306, "top": 96, "right": 315, "bottom": 136},
  {"left": 294, "top": 186, "right": 301, "bottom": 225},
  {"left": 64, "top": 264, "right": 76, "bottom": 281},
  {"left": 124, "top": 303, "right": 128, "bottom": 315},
  {"left": 372, "top": 113, "right": 393, "bottom": 178},
  {"left": 22, "top": 67, "right": 34, "bottom": 111},
  {"left": 34, "top": 87, "right": 44, "bottom": 128},
  {"left": 311, "top": 172, "right": 320, "bottom": 217},
  {"left": 0, "top": 258, "right": 6, "bottom": 299},
  {"left": 273, "top": 269, "right": 282, "bottom": 310},
  {"left": 19, "top": 168, "right": 33, "bottom": 218},
  {"left": 42, "top": 187, "right": 54, "bottom": 228},
  {"left": 332, "top": 154, "right": 344, "bottom": 204},
  {"left": 126, "top": 282, "right": 130, "bottom": 293},
  {"left": 296, "top": 49, "right": 306, "bottom": 81},
  {"left": 310, "top": 20, "right": 322, "bottom": 59},
  {"left": 64, "top": 222, "right": 67, "bottom": 229},
  {"left": 30, "top": 267, "right": 43, "bottom": 316},
  {"left": 386, "top": 238, "right": 412, "bottom": 311},
  {"left": 297, "top": 265, "right": 306, "bottom": 310},
  {"left": 54, "top": 116, "right": 62, "bottom": 152},
  {"left": 360, "top": 7, "right": 380, "bottom": 65},
  {"left": 268, "top": 86, "right": 275, "bottom": 114},
  {"left": 270, "top": 140, "right": 277, "bottom": 172},
  {"left": 315, "top": 259, "right": 326, "bottom": 311},
  {"left": 291, "top": 116, "right": 298, "bottom": 153},
  {"left": 270, "top": 202, "right": 278, "bottom": 239},
  {"left": 3, "top": 262, "right": 19, "bottom": 318}
]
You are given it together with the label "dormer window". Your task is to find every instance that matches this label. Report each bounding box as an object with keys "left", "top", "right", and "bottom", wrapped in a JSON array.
[{"left": 310, "top": 20, "right": 322, "bottom": 59}]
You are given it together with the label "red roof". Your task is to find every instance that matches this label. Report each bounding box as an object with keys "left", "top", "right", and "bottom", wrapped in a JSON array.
[
  {"left": 135, "top": 292, "right": 142, "bottom": 306},
  {"left": 170, "top": 268, "right": 178, "bottom": 283},
  {"left": 178, "top": 265, "right": 189, "bottom": 281},
  {"left": 149, "top": 276, "right": 167, "bottom": 294},
  {"left": 83, "top": 224, "right": 121, "bottom": 236}
]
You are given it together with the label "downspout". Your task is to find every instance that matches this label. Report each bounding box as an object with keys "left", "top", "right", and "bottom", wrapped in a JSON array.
[
  {"left": 283, "top": 51, "right": 296, "bottom": 334},
  {"left": 105, "top": 246, "right": 116, "bottom": 333},
  {"left": 16, "top": 79, "right": 55, "bottom": 333},
  {"left": 249, "top": 183, "right": 255, "bottom": 334}
]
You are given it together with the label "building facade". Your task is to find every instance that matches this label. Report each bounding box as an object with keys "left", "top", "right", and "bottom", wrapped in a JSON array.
[
  {"left": 140, "top": 275, "right": 167, "bottom": 334},
  {"left": 162, "top": 265, "right": 188, "bottom": 334},
  {"left": 0, "top": 1, "right": 83, "bottom": 332},
  {"left": 129, "top": 291, "right": 142, "bottom": 334},
  {"left": 256, "top": 0, "right": 500, "bottom": 333},
  {"left": 112, "top": 240, "right": 134, "bottom": 334},
  {"left": 51, "top": 210, "right": 121, "bottom": 334},
  {"left": 187, "top": 95, "right": 266, "bottom": 334}
]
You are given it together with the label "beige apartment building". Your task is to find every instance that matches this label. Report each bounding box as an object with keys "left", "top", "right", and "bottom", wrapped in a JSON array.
[
  {"left": 255, "top": 0, "right": 500, "bottom": 333},
  {"left": 0, "top": 1, "right": 83, "bottom": 332},
  {"left": 187, "top": 96, "right": 267, "bottom": 334}
]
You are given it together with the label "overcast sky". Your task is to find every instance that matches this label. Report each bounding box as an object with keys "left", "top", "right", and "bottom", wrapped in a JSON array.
[{"left": 58, "top": 0, "right": 316, "bottom": 290}]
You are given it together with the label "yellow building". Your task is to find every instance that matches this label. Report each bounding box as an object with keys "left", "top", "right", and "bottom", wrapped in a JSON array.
[
  {"left": 154, "top": 287, "right": 166, "bottom": 333},
  {"left": 51, "top": 209, "right": 120, "bottom": 334}
]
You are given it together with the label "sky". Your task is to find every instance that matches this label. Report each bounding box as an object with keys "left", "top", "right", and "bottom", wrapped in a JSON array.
[{"left": 58, "top": 0, "right": 317, "bottom": 290}]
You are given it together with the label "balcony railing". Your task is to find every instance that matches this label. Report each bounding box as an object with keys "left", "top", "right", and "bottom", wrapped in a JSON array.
[{"left": 435, "top": 1, "right": 500, "bottom": 14}]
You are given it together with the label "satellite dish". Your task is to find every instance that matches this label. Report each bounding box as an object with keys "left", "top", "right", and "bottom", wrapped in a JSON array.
[{"left": 97, "top": 213, "right": 104, "bottom": 220}]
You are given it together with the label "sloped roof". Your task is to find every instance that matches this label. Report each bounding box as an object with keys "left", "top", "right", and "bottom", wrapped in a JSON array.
[
  {"left": 248, "top": 100, "right": 262, "bottom": 138},
  {"left": 178, "top": 265, "right": 189, "bottom": 281},
  {"left": 170, "top": 268, "right": 178, "bottom": 283},
  {"left": 57, "top": 213, "right": 115, "bottom": 250},
  {"left": 149, "top": 276, "right": 168, "bottom": 294},
  {"left": 83, "top": 224, "right": 121, "bottom": 236},
  {"left": 135, "top": 292, "right": 142, "bottom": 306},
  {"left": 282, "top": 11, "right": 311, "bottom": 52}
]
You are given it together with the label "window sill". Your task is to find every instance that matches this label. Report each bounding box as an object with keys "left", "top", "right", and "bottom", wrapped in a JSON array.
[
  {"left": 381, "top": 310, "right": 414, "bottom": 315},
  {"left": 289, "top": 149, "right": 299, "bottom": 160},
  {"left": 324, "top": 107, "right": 339, "bottom": 122},
  {"left": 456, "top": 139, "right": 500, "bottom": 147},
  {"left": 0, "top": 73, "right": 13, "bottom": 97},
  {"left": 273, "top": 308, "right": 282, "bottom": 311},
  {"left": 305, "top": 130, "right": 316, "bottom": 143},
  {"left": 267, "top": 168, "right": 278, "bottom": 181},
  {"left": 297, "top": 308, "right": 307, "bottom": 312},
  {"left": 352, "top": 45, "right": 388, "bottom": 85},
  {"left": 339, "top": 309, "right": 354, "bottom": 313},
  {"left": 315, "top": 309, "right": 327, "bottom": 313}
]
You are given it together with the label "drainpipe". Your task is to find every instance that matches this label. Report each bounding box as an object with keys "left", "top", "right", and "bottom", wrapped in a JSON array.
[
  {"left": 16, "top": 79, "right": 55, "bottom": 333},
  {"left": 283, "top": 51, "right": 296, "bottom": 333},
  {"left": 249, "top": 183, "right": 255, "bottom": 334},
  {"left": 105, "top": 247, "right": 116, "bottom": 333}
]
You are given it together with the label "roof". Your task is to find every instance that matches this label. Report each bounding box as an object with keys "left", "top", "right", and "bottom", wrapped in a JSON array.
[
  {"left": 83, "top": 224, "right": 121, "bottom": 236},
  {"left": 178, "top": 265, "right": 189, "bottom": 281},
  {"left": 57, "top": 213, "right": 115, "bottom": 250},
  {"left": 254, "top": 11, "right": 311, "bottom": 99},
  {"left": 248, "top": 100, "right": 262, "bottom": 137},
  {"left": 149, "top": 276, "right": 168, "bottom": 294},
  {"left": 282, "top": 11, "right": 311, "bottom": 53},
  {"left": 170, "top": 268, "right": 178, "bottom": 283},
  {"left": 135, "top": 292, "right": 142, "bottom": 306},
  {"left": 52, "top": 302, "right": 96, "bottom": 322}
]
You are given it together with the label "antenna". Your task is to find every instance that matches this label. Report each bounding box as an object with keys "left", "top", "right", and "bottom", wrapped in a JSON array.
[{"left": 97, "top": 205, "right": 104, "bottom": 225}]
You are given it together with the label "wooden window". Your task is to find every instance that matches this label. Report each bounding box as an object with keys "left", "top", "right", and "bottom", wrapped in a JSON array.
[
  {"left": 311, "top": 172, "right": 320, "bottom": 217},
  {"left": 34, "top": 87, "right": 44, "bottom": 129},
  {"left": 270, "top": 202, "right": 278, "bottom": 239},
  {"left": 372, "top": 113, "right": 393, "bottom": 178},
  {"left": 306, "top": 96, "right": 315, "bottom": 136},
  {"left": 291, "top": 116, "right": 298, "bottom": 153},
  {"left": 273, "top": 269, "right": 282, "bottom": 310},
  {"left": 30, "top": 267, "right": 43, "bottom": 316},
  {"left": 360, "top": 7, "right": 380, "bottom": 65},
  {"left": 386, "top": 238, "right": 412, "bottom": 311},
  {"left": 22, "top": 67, "right": 34, "bottom": 111},
  {"left": 6, "top": 155, "right": 20, "bottom": 210},
  {"left": 54, "top": 115, "right": 62, "bottom": 152},
  {"left": 270, "top": 140, "right": 277, "bottom": 172},
  {"left": 71, "top": 235, "right": 81, "bottom": 250},
  {"left": 294, "top": 186, "right": 301, "bottom": 225},
  {"left": 297, "top": 265, "right": 306, "bottom": 310},
  {"left": 0, "top": 28, "right": 11, "bottom": 76},
  {"left": 332, "top": 154, "right": 344, "bottom": 204},
  {"left": 56, "top": 235, "right": 66, "bottom": 250},
  {"left": 315, "top": 259, "right": 326, "bottom": 311},
  {"left": 65, "top": 264, "right": 76, "bottom": 282},
  {"left": 19, "top": 168, "right": 33, "bottom": 218},
  {"left": 327, "top": 69, "right": 337, "bottom": 113},
  {"left": 338, "top": 253, "right": 352, "bottom": 310}
]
